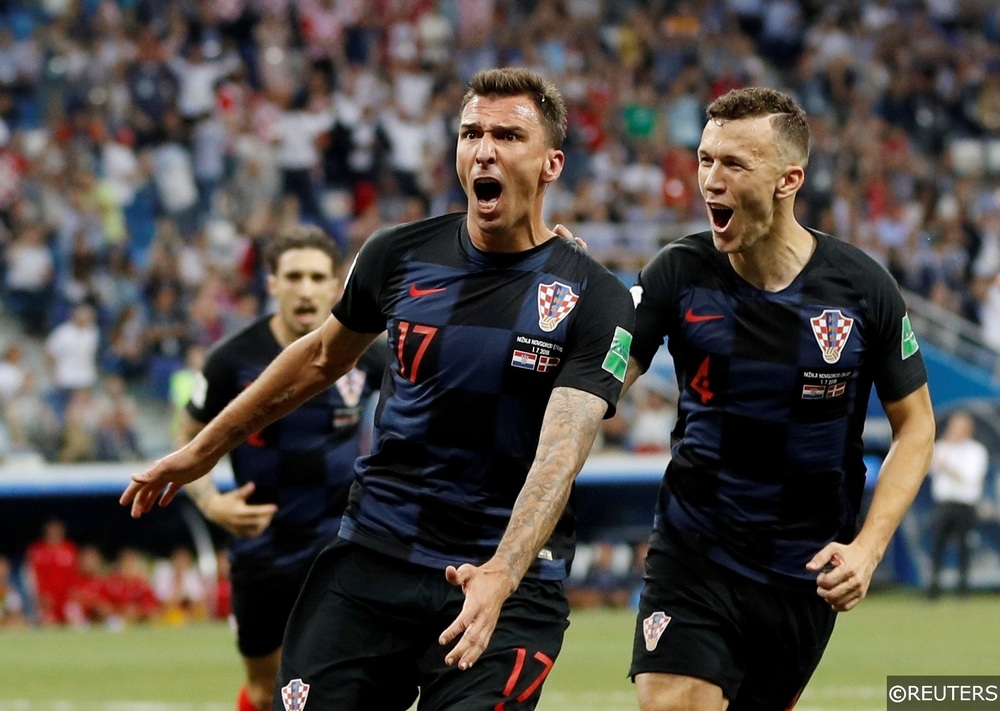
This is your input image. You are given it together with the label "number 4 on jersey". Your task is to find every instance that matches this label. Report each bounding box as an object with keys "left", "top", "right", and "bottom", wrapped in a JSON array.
[{"left": 690, "top": 356, "right": 714, "bottom": 404}]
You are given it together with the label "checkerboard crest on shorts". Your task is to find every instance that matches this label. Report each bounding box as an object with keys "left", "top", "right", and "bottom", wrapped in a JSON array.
[
  {"left": 642, "top": 611, "right": 672, "bottom": 651},
  {"left": 280, "top": 678, "right": 310, "bottom": 711}
]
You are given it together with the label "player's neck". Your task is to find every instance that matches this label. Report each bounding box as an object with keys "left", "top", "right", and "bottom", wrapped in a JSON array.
[
  {"left": 466, "top": 213, "right": 553, "bottom": 254},
  {"left": 268, "top": 314, "right": 297, "bottom": 348},
  {"left": 729, "top": 223, "right": 815, "bottom": 292}
]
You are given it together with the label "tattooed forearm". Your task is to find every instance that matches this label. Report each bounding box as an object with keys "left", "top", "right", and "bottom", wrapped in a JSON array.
[
  {"left": 195, "top": 341, "right": 337, "bottom": 463},
  {"left": 224, "top": 385, "right": 302, "bottom": 446},
  {"left": 493, "top": 387, "right": 608, "bottom": 584}
]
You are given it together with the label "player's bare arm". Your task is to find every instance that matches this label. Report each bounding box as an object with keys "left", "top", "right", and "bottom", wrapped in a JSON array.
[
  {"left": 439, "top": 386, "right": 607, "bottom": 670},
  {"left": 177, "top": 411, "right": 278, "bottom": 538},
  {"left": 620, "top": 356, "right": 645, "bottom": 399},
  {"left": 808, "top": 384, "right": 934, "bottom": 611},
  {"left": 120, "top": 316, "right": 379, "bottom": 518},
  {"left": 496, "top": 386, "right": 607, "bottom": 578},
  {"left": 178, "top": 411, "right": 279, "bottom": 538}
]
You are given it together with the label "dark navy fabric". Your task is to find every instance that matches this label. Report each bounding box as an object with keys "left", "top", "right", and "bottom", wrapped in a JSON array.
[{"left": 333, "top": 213, "right": 635, "bottom": 580}]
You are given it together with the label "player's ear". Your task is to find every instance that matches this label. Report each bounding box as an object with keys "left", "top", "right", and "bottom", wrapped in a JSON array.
[
  {"left": 541, "top": 149, "right": 564, "bottom": 184},
  {"left": 775, "top": 165, "right": 805, "bottom": 199}
]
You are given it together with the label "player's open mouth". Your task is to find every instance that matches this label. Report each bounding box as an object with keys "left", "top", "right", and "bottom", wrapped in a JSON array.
[
  {"left": 473, "top": 177, "right": 502, "bottom": 211},
  {"left": 708, "top": 204, "right": 734, "bottom": 231},
  {"left": 294, "top": 305, "right": 317, "bottom": 318}
]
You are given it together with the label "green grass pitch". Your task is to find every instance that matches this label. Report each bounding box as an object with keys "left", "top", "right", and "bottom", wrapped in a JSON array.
[{"left": 1, "top": 590, "right": 996, "bottom": 710}]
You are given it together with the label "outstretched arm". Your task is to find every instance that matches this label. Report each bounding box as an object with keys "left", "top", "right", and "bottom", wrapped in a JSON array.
[
  {"left": 120, "top": 316, "right": 378, "bottom": 517},
  {"left": 438, "top": 386, "right": 607, "bottom": 669},
  {"left": 178, "top": 411, "right": 279, "bottom": 538},
  {"left": 807, "top": 383, "right": 934, "bottom": 611}
]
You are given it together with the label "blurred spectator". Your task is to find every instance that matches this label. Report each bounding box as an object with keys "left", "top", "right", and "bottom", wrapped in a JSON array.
[
  {"left": 168, "top": 343, "right": 205, "bottom": 437},
  {"left": 102, "top": 548, "right": 160, "bottom": 626},
  {"left": 24, "top": 518, "right": 79, "bottom": 625},
  {"left": 628, "top": 379, "right": 677, "bottom": 454},
  {"left": 271, "top": 84, "right": 337, "bottom": 245},
  {"left": 43, "top": 302, "right": 100, "bottom": 417},
  {"left": 0, "top": 554, "right": 28, "bottom": 628},
  {"left": 926, "top": 410, "right": 990, "bottom": 599},
  {"left": 167, "top": 39, "right": 241, "bottom": 123},
  {"left": 0, "top": 116, "right": 26, "bottom": 209},
  {"left": 191, "top": 113, "right": 229, "bottom": 222},
  {"left": 64, "top": 545, "right": 113, "bottom": 628},
  {"left": 152, "top": 110, "right": 200, "bottom": 236},
  {"left": 57, "top": 388, "right": 99, "bottom": 463},
  {"left": 598, "top": 404, "right": 633, "bottom": 452},
  {"left": 619, "top": 143, "right": 665, "bottom": 207},
  {"left": 378, "top": 97, "right": 441, "bottom": 206},
  {"left": 0, "top": 344, "right": 27, "bottom": 402},
  {"left": 151, "top": 547, "right": 209, "bottom": 625},
  {"left": 979, "top": 271, "right": 1000, "bottom": 351},
  {"left": 228, "top": 127, "right": 280, "bottom": 228},
  {"left": 145, "top": 284, "right": 191, "bottom": 400},
  {"left": 100, "top": 126, "right": 142, "bottom": 213},
  {"left": 3, "top": 222, "right": 54, "bottom": 336},
  {"left": 94, "top": 374, "right": 143, "bottom": 462},
  {"left": 4, "top": 371, "right": 61, "bottom": 460},
  {"left": 101, "top": 303, "right": 149, "bottom": 382},
  {"left": 566, "top": 541, "right": 638, "bottom": 610}
]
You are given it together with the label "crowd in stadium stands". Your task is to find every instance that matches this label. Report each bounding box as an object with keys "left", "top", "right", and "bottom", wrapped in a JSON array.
[
  {"left": 0, "top": 1, "right": 998, "bottom": 463},
  {"left": 4, "top": 517, "right": 231, "bottom": 628},
  {"left": 2, "top": 1, "right": 1000, "bottom": 609}
]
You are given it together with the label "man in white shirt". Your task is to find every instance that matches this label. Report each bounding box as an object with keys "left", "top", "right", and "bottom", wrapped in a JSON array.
[
  {"left": 44, "top": 303, "right": 100, "bottom": 417},
  {"left": 927, "top": 410, "right": 990, "bottom": 598}
]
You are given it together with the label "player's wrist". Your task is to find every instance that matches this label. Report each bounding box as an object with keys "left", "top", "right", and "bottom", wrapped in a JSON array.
[
  {"left": 850, "top": 533, "right": 885, "bottom": 566},
  {"left": 202, "top": 494, "right": 227, "bottom": 521},
  {"left": 482, "top": 556, "right": 522, "bottom": 596}
]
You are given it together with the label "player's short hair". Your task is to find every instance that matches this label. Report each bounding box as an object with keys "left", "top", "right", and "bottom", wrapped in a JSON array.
[
  {"left": 706, "top": 87, "right": 810, "bottom": 166},
  {"left": 263, "top": 224, "right": 338, "bottom": 274},
  {"left": 461, "top": 67, "right": 567, "bottom": 149}
]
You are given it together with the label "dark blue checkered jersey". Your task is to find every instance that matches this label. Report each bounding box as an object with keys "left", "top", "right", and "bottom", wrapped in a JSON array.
[
  {"left": 630, "top": 230, "right": 927, "bottom": 588},
  {"left": 332, "top": 213, "right": 635, "bottom": 580},
  {"left": 187, "top": 317, "right": 385, "bottom": 578}
]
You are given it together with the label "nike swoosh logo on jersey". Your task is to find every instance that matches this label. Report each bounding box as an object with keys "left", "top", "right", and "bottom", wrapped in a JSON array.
[
  {"left": 409, "top": 284, "right": 446, "bottom": 298},
  {"left": 684, "top": 308, "right": 724, "bottom": 323}
]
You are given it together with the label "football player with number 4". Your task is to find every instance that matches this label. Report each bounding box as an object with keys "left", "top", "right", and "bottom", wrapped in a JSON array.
[{"left": 622, "top": 87, "right": 935, "bottom": 711}]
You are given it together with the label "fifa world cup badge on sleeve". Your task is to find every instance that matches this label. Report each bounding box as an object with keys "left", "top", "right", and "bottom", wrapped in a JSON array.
[
  {"left": 602, "top": 327, "right": 632, "bottom": 382},
  {"left": 901, "top": 314, "right": 920, "bottom": 359},
  {"left": 642, "top": 611, "right": 671, "bottom": 651}
]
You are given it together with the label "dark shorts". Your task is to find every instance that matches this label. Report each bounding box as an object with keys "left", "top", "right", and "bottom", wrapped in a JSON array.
[
  {"left": 630, "top": 534, "right": 836, "bottom": 710},
  {"left": 275, "top": 539, "right": 569, "bottom": 711},
  {"left": 230, "top": 555, "right": 315, "bottom": 658}
]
